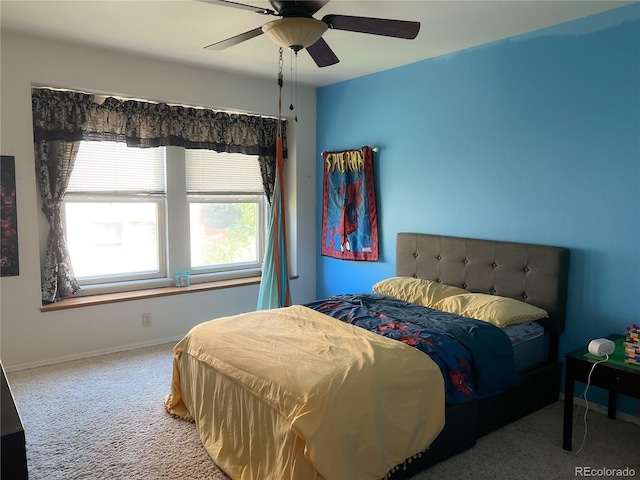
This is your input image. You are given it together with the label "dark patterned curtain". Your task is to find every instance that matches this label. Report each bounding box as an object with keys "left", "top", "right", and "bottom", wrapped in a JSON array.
[
  {"left": 32, "top": 90, "right": 92, "bottom": 302},
  {"left": 32, "top": 87, "right": 285, "bottom": 302}
]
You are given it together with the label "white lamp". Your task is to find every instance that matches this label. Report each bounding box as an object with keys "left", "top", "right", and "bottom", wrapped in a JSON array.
[{"left": 262, "top": 17, "right": 328, "bottom": 51}]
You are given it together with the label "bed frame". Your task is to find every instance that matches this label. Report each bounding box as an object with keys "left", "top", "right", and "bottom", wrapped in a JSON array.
[{"left": 389, "top": 232, "right": 570, "bottom": 478}]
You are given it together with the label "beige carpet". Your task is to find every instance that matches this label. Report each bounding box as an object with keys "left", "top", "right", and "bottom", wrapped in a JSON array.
[{"left": 7, "top": 342, "right": 639, "bottom": 480}]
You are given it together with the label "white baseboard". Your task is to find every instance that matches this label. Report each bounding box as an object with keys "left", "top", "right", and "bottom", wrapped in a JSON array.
[
  {"left": 4, "top": 336, "right": 183, "bottom": 372},
  {"left": 560, "top": 392, "right": 640, "bottom": 426}
]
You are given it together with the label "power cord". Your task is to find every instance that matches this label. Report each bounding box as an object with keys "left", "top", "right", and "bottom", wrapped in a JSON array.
[{"left": 571, "top": 354, "right": 610, "bottom": 455}]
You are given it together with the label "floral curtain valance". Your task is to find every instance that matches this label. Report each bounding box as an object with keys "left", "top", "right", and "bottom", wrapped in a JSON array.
[
  {"left": 31, "top": 89, "right": 93, "bottom": 142},
  {"left": 32, "top": 88, "right": 287, "bottom": 156}
]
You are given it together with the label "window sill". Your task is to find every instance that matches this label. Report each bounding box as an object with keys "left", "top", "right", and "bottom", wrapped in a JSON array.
[{"left": 40, "top": 276, "right": 264, "bottom": 312}]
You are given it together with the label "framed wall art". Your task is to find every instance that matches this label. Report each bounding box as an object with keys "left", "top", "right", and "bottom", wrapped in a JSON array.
[{"left": 1, "top": 155, "right": 19, "bottom": 276}]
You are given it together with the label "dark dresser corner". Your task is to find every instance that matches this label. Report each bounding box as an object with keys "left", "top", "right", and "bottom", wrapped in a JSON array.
[{"left": 1, "top": 361, "right": 28, "bottom": 479}]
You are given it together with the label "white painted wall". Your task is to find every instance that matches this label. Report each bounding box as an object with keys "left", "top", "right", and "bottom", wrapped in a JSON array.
[{"left": 0, "top": 31, "right": 317, "bottom": 370}]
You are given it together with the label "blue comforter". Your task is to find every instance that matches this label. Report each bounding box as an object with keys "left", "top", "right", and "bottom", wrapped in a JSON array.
[{"left": 304, "top": 293, "right": 520, "bottom": 404}]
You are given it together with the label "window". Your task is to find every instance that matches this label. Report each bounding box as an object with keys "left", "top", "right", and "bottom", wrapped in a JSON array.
[
  {"left": 63, "top": 141, "right": 266, "bottom": 294},
  {"left": 64, "top": 141, "right": 166, "bottom": 285},
  {"left": 186, "top": 150, "right": 266, "bottom": 274}
]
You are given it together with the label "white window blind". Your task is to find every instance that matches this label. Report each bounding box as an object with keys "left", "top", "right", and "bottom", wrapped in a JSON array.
[
  {"left": 67, "top": 141, "right": 166, "bottom": 194},
  {"left": 186, "top": 150, "right": 263, "bottom": 195}
]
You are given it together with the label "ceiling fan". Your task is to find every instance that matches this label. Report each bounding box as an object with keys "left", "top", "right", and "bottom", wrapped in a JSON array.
[{"left": 200, "top": 0, "right": 421, "bottom": 67}]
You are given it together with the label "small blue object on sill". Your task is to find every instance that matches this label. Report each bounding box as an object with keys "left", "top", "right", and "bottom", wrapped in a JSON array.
[{"left": 175, "top": 270, "right": 190, "bottom": 287}]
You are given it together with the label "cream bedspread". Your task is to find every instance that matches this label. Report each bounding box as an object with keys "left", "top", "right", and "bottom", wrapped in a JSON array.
[{"left": 164, "top": 305, "right": 445, "bottom": 480}]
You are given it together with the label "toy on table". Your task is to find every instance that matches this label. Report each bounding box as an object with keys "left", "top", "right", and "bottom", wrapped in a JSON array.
[{"left": 624, "top": 324, "right": 640, "bottom": 366}]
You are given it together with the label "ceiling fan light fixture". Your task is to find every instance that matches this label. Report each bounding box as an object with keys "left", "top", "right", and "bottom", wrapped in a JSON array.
[{"left": 262, "top": 17, "right": 328, "bottom": 51}]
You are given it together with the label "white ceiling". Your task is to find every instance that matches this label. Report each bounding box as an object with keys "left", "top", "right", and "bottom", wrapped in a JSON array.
[{"left": 1, "top": 0, "right": 631, "bottom": 87}]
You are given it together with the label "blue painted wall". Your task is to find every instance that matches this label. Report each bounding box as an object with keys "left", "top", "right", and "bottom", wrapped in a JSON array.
[{"left": 316, "top": 5, "right": 640, "bottom": 417}]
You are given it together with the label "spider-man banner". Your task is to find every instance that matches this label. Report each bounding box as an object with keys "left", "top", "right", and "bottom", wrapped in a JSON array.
[{"left": 321, "top": 146, "right": 378, "bottom": 261}]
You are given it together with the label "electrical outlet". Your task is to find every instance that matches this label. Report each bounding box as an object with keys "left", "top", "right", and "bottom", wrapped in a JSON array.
[{"left": 142, "top": 313, "right": 152, "bottom": 327}]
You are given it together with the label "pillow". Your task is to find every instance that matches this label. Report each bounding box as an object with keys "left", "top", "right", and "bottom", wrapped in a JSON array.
[
  {"left": 432, "top": 293, "right": 549, "bottom": 328},
  {"left": 372, "top": 277, "right": 468, "bottom": 307}
]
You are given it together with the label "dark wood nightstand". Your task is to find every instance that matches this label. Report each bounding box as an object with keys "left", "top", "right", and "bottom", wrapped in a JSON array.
[{"left": 563, "top": 334, "right": 640, "bottom": 451}]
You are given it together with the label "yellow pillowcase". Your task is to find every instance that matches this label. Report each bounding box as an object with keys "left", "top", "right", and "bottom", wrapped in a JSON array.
[
  {"left": 372, "top": 277, "right": 468, "bottom": 307},
  {"left": 432, "top": 293, "right": 549, "bottom": 328}
]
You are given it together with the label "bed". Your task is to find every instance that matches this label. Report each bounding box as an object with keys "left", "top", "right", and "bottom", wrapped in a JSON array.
[{"left": 165, "top": 232, "right": 570, "bottom": 480}]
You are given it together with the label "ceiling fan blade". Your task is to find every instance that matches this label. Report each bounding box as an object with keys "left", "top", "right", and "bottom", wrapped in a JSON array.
[
  {"left": 197, "top": 0, "right": 276, "bottom": 15},
  {"left": 322, "top": 14, "right": 420, "bottom": 39},
  {"left": 204, "top": 27, "right": 265, "bottom": 50},
  {"left": 306, "top": 37, "right": 339, "bottom": 67}
]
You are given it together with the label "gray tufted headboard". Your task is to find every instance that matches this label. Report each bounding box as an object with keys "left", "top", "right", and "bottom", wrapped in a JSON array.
[{"left": 396, "top": 233, "right": 570, "bottom": 360}]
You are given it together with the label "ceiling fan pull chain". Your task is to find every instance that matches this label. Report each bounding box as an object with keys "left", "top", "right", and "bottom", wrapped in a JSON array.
[
  {"left": 277, "top": 47, "right": 283, "bottom": 137},
  {"left": 294, "top": 51, "right": 298, "bottom": 122},
  {"left": 287, "top": 49, "right": 298, "bottom": 122},
  {"left": 290, "top": 49, "right": 294, "bottom": 113}
]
